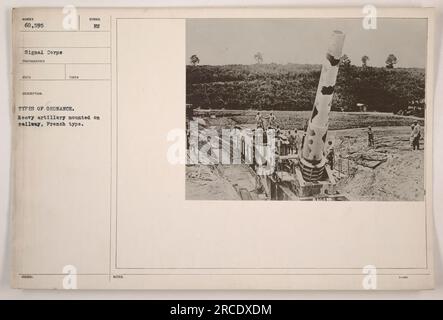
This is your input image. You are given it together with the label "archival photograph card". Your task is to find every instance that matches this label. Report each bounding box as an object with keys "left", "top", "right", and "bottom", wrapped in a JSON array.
[{"left": 11, "top": 7, "right": 435, "bottom": 290}]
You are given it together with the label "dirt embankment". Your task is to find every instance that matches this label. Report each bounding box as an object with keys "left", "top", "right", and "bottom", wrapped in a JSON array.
[
  {"left": 187, "top": 110, "right": 425, "bottom": 201},
  {"left": 332, "top": 126, "right": 424, "bottom": 201},
  {"left": 186, "top": 165, "right": 240, "bottom": 200}
]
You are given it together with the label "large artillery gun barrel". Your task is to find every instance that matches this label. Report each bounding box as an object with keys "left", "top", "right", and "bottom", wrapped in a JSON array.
[{"left": 300, "top": 30, "right": 345, "bottom": 182}]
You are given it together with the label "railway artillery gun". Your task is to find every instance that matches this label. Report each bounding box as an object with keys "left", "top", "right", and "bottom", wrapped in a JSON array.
[{"left": 251, "top": 31, "right": 348, "bottom": 201}]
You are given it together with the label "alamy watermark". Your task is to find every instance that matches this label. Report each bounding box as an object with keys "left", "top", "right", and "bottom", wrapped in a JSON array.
[
  {"left": 168, "top": 120, "right": 277, "bottom": 175},
  {"left": 362, "top": 264, "right": 377, "bottom": 289},
  {"left": 62, "top": 264, "right": 77, "bottom": 289},
  {"left": 362, "top": 4, "right": 377, "bottom": 30}
]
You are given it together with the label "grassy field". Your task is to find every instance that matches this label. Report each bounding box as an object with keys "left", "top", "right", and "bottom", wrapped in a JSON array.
[{"left": 194, "top": 109, "right": 425, "bottom": 131}]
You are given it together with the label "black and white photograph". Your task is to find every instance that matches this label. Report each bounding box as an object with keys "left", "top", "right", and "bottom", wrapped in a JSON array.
[{"left": 185, "top": 18, "right": 427, "bottom": 201}]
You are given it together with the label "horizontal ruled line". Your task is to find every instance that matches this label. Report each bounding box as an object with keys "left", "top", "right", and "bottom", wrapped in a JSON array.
[
  {"left": 19, "top": 79, "right": 110, "bottom": 81},
  {"left": 20, "top": 30, "right": 110, "bottom": 33},
  {"left": 18, "top": 273, "right": 432, "bottom": 276},
  {"left": 20, "top": 62, "right": 111, "bottom": 65},
  {"left": 19, "top": 46, "right": 111, "bottom": 49}
]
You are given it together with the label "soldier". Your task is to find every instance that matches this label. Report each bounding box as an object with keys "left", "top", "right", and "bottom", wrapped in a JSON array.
[
  {"left": 411, "top": 120, "right": 421, "bottom": 150},
  {"left": 367, "top": 126, "right": 374, "bottom": 147},
  {"left": 255, "top": 112, "right": 264, "bottom": 129},
  {"left": 325, "top": 140, "right": 335, "bottom": 170},
  {"left": 410, "top": 123, "right": 415, "bottom": 148},
  {"left": 273, "top": 125, "right": 282, "bottom": 155},
  {"left": 288, "top": 129, "right": 298, "bottom": 154},
  {"left": 279, "top": 131, "right": 290, "bottom": 156},
  {"left": 268, "top": 112, "right": 277, "bottom": 129}
]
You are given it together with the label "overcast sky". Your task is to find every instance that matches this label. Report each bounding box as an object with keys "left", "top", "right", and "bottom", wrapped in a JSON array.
[{"left": 186, "top": 18, "right": 427, "bottom": 68}]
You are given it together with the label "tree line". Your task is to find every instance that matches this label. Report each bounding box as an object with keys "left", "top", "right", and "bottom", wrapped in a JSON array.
[{"left": 186, "top": 62, "right": 425, "bottom": 114}]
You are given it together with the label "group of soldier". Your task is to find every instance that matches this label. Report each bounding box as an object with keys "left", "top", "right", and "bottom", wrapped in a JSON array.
[
  {"left": 255, "top": 112, "right": 336, "bottom": 169},
  {"left": 255, "top": 111, "right": 298, "bottom": 153},
  {"left": 255, "top": 111, "right": 277, "bottom": 131}
]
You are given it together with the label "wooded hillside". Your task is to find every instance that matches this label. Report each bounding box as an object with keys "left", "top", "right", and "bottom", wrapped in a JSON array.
[{"left": 186, "top": 64, "right": 425, "bottom": 115}]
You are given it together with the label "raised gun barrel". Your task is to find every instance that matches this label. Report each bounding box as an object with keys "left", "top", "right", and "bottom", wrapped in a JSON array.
[{"left": 300, "top": 30, "right": 345, "bottom": 182}]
